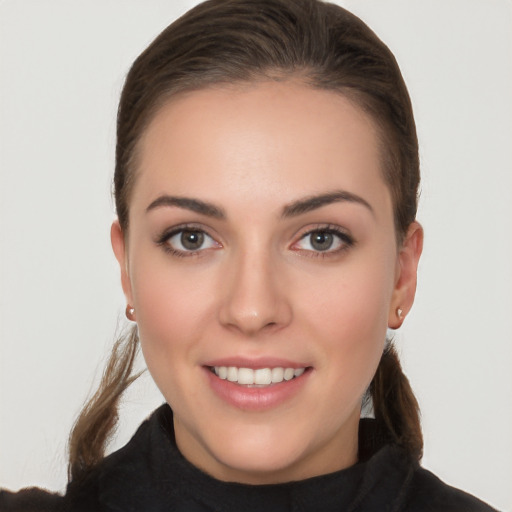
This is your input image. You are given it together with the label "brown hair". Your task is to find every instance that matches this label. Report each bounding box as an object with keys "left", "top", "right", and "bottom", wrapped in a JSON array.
[{"left": 69, "top": 0, "right": 422, "bottom": 481}]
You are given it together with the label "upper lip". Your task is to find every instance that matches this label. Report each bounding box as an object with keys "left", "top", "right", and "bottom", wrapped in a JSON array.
[{"left": 203, "top": 356, "right": 311, "bottom": 369}]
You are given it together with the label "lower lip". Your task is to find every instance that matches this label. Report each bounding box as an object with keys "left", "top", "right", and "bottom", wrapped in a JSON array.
[{"left": 204, "top": 367, "right": 311, "bottom": 411}]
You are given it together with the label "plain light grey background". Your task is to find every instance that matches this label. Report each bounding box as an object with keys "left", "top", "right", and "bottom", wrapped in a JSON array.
[{"left": 0, "top": 1, "right": 511, "bottom": 510}]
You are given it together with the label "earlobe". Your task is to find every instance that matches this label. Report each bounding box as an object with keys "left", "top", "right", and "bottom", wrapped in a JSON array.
[
  {"left": 388, "top": 221, "right": 423, "bottom": 329},
  {"left": 110, "top": 220, "right": 134, "bottom": 305}
]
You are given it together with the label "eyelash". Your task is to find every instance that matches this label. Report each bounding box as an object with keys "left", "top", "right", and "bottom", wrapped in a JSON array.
[
  {"left": 155, "top": 223, "right": 354, "bottom": 258},
  {"left": 156, "top": 224, "right": 220, "bottom": 258},
  {"left": 291, "top": 225, "right": 355, "bottom": 258}
]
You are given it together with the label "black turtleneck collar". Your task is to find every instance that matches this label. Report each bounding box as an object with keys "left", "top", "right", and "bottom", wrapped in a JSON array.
[
  {"left": 3, "top": 403, "right": 497, "bottom": 511},
  {"left": 66, "top": 403, "right": 417, "bottom": 512}
]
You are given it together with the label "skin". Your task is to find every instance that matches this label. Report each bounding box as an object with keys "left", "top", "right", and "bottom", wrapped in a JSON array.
[{"left": 111, "top": 81, "right": 423, "bottom": 484}]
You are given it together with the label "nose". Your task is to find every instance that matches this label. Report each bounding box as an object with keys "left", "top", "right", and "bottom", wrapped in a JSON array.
[{"left": 218, "top": 248, "right": 292, "bottom": 336}]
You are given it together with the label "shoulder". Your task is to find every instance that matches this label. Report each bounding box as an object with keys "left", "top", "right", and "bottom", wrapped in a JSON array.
[
  {"left": 63, "top": 406, "right": 171, "bottom": 511},
  {"left": 0, "top": 487, "right": 64, "bottom": 512},
  {"left": 359, "top": 420, "right": 498, "bottom": 512},
  {"left": 0, "top": 408, "right": 166, "bottom": 512},
  {"left": 405, "top": 466, "right": 499, "bottom": 512}
]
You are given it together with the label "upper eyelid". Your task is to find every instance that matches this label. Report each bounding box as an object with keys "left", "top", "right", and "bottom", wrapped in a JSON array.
[
  {"left": 156, "top": 223, "right": 218, "bottom": 242},
  {"left": 293, "top": 223, "right": 353, "bottom": 240}
]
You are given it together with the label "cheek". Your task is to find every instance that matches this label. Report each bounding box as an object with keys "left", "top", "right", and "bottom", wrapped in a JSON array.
[
  {"left": 297, "top": 255, "right": 394, "bottom": 385},
  {"left": 132, "top": 265, "right": 218, "bottom": 410},
  {"left": 304, "top": 261, "right": 392, "bottom": 340},
  {"left": 129, "top": 254, "right": 216, "bottom": 369}
]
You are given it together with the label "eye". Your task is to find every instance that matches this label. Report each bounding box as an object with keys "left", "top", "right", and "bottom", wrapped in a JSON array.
[
  {"left": 158, "top": 227, "right": 221, "bottom": 256},
  {"left": 292, "top": 227, "right": 353, "bottom": 254}
]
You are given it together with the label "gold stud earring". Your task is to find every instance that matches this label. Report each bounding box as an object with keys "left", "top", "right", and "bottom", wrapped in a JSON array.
[{"left": 125, "top": 305, "right": 136, "bottom": 321}]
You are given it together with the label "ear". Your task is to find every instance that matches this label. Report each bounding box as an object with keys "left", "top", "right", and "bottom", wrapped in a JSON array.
[
  {"left": 111, "top": 220, "right": 134, "bottom": 305},
  {"left": 388, "top": 221, "right": 423, "bottom": 329}
]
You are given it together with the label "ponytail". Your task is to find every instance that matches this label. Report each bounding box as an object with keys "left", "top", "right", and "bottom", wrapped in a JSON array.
[
  {"left": 370, "top": 342, "right": 423, "bottom": 461},
  {"left": 67, "top": 326, "right": 141, "bottom": 482}
]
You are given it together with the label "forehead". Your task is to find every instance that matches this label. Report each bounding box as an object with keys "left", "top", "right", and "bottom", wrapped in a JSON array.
[{"left": 133, "top": 81, "right": 391, "bottom": 218}]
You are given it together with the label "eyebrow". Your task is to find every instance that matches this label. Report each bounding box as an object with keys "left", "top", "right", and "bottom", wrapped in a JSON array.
[
  {"left": 281, "top": 190, "right": 374, "bottom": 218},
  {"left": 146, "top": 195, "right": 226, "bottom": 219},
  {"left": 145, "top": 189, "right": 373, "bottom": 220}
]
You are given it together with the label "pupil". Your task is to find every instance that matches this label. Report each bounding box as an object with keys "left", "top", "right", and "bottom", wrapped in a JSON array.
[
  {"left": 311, "top": 232, "right": 333, "bottom": 251},
  {"left": 181, "top": 230, "right": 204, "bottom": 250}
]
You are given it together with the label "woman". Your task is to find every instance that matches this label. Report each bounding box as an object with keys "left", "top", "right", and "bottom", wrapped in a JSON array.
[{"left": 0, "top": 0, "right": 502, "bottom": 510}]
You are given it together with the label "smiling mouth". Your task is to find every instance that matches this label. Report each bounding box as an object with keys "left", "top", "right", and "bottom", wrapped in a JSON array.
[{"left": 208, "top": 366, "right": 308, "bottom": 386}]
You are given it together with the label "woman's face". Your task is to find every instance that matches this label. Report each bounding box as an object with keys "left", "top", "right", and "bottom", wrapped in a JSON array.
[{"left": 112, "top": 81, "right": 422, "bottom": 484}]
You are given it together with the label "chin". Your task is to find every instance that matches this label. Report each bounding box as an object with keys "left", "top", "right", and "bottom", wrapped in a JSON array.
[
  {"left": 210, "top": 445, "right": 309, "bottom": 484},
  {"left": 196, "top": 420, "right": 330, "bottom": 484}
]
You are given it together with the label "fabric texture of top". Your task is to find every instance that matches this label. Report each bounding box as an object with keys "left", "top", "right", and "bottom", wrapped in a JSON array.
[{"left": 0, "top": 403, "right": 498, "bottom": 512}]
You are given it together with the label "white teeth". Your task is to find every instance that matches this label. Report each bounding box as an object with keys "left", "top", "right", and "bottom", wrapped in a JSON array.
[
  {"left": 213, "top": 366, "right": 306, "bottom": 385},
  {"left": 271, "top": 367, "right": 284, "bottom": 383},
  {"left": 227, "top": 366, "right": 238, "bottom": 382},
  {"left": 237, "top": 367, "right": 254, "bottom": 385},
  {"left": 254, "top": 368, "right": 272, "bottom": 385},
  {"left": 283, "top": 368, "right": 295, "bottom": 381}
]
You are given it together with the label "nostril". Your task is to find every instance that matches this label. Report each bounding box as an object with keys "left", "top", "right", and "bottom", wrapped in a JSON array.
[{"left": 217, "top": 270, "right": 293, "bottom": 334}]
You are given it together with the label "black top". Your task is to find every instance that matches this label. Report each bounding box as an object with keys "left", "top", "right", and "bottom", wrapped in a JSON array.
[{"left": 0, "top": 404, "right": 498, "bottom": 511}]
